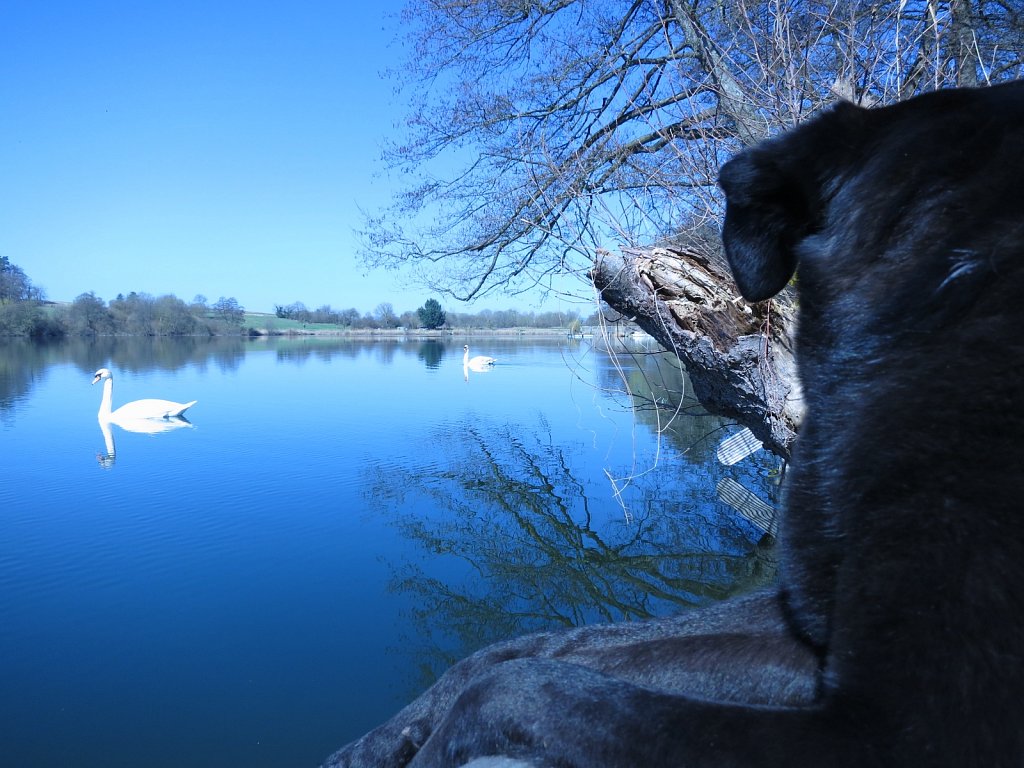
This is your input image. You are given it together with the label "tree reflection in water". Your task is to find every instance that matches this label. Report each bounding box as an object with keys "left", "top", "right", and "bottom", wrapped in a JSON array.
[{"left": 370, "top": 417, "right": 777, "bottom": 689}]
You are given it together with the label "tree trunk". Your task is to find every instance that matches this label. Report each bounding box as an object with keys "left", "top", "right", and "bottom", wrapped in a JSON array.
[{"left": 592, "top": 246, "right": 803, "bottom": 459}]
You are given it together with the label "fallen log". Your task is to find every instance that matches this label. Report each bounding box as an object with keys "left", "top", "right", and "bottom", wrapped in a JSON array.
[{"left": 592, "top": 245, "right": 803, "bottom": 458}]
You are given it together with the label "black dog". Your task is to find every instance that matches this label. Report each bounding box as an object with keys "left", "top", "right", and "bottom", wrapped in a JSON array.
[{"left": 324, "top": 81, "right": 1024, "bottom": 768}]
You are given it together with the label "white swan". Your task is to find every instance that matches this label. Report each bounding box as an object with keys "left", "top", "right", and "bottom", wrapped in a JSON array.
[
  {"left": 92, "top": 368, "right": 197, "bottom": 421},
  {"left": 463, "top": 345, "right": 496, "bottom": 370}
]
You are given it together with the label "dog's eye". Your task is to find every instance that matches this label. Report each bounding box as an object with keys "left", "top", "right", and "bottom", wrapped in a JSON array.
[{"left": 938, "top": 251, "right": 980, "bottom": 292}]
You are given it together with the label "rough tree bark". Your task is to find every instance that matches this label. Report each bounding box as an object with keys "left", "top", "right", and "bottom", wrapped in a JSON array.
[{"left": 592, "top": 245, "right": 803, "bottom": 459}]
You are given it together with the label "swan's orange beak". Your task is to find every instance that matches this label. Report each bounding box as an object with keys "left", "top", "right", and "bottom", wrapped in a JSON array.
[{"left": 91, "top": 374, "right": 101, "bottom": 385}]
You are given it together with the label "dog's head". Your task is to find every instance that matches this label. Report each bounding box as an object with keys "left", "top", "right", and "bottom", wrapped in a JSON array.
[
  {"left": 719, "top": 83, "right": 1024, "bottom": 332},
  {"left": 719, "top": 83, "right": 1024, "bottom": 655}
]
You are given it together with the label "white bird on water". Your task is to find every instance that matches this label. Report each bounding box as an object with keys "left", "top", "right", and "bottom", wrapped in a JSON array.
[
  {"left": 463, "top": 345, "right": 497, "bottom": 370},
  {"left": 92, "top": 367, "right": 197, "bottom": 422}
]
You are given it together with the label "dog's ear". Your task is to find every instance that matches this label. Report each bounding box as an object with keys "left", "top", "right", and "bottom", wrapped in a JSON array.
[
  {"left": 718, "top": 102, "right": 863, "bottom": 302},
  {"left": 718, "top": 150, "right": 809, "bottom": 301}
]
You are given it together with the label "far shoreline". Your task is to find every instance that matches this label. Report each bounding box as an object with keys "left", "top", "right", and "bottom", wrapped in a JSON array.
[{"left": 245, "top": 326, "right": 593, "bottom": 339}]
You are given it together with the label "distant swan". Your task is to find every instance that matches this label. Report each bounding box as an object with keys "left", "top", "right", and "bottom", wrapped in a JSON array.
[
  {"left": 463, "top": 345, "right": 496, "bottom": 369},
  {"left": 92, "top": 368, "right": 197, "bottom": 421}
]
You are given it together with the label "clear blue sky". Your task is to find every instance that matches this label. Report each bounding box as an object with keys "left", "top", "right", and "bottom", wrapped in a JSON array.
[{"left": 1, "top": 1, "right": 568, "bottom": 315}]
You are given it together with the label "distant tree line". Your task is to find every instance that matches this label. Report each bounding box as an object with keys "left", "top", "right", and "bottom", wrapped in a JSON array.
[
  {"left": 62, "top": 292, "right": 247, "bottom": 336},
  {"left": 0, "top": 256, "right": 61, "bottom": 337},
  {"left": 445, "top": 307, "right": 597, "bottom": 331},
  {"left": 0, "top": 255, "right": 600, "bottom": 338},
  {"left": 0, "top": 256, "right": 247, "bottom": 338},
  {"left": 275, "top": 300, "right": 425, "bottom": 329},
  {"left": 274, "top": 296, "right": 598, "bottom": 331}
]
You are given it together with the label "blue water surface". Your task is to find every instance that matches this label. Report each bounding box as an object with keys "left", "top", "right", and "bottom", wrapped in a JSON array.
[{"left": 0, "top": 335, "right": 780, "bottom": 767}]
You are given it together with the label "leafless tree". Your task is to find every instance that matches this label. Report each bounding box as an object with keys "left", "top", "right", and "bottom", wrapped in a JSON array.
[
  {"left": 364, "top": 0, "right": 1019, "bottom": 297},
  {"left": 362, "top": 0, "right": 1022, "bottom": 449}
]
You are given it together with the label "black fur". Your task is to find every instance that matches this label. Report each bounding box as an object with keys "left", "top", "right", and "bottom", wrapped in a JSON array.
[{"left": 324, "top": 81, "right": 1024, "bottom": 768}]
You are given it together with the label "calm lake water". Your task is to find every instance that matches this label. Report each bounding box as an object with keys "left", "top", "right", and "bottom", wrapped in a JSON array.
[{"left": 0, "top": 334, "right": 780, "bottom": 767}]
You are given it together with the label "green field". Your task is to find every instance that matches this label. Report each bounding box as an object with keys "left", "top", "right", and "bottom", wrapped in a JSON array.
[{"left": 243, "top": 312, "right": 349, "bottom": 332}]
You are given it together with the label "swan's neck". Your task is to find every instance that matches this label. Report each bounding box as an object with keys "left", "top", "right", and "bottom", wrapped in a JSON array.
[
  {"left": 463, "top": 349, "right": 470, "bottom": 364},
  {"left": 98, "top": 378, "right": 114, "bottom": 419}
]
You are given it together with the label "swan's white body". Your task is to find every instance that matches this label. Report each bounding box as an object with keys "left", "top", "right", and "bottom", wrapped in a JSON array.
[
  {"left": 92, "top": 368, "right": 197, "bottom": 422},
  {"left": 463, "top": 345, "right": 496, "bottom": 370}
]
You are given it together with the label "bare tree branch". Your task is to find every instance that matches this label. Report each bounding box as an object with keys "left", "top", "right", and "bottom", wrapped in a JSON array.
[{"left": 358, "top": 0, "right": 1022, "bottom": 443}]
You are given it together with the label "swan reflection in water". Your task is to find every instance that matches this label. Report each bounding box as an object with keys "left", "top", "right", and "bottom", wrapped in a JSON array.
[
  {"left": 96, "top": 415, "right": 195, "bottom": 468},
  {"left": 92, "top": 367, "right": 198, "bottom": 468}
]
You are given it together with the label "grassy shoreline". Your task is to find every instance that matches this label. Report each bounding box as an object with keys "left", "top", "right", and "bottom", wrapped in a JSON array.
[{"left": 243, "top": 312, "right": 589, "bottom": 337}]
